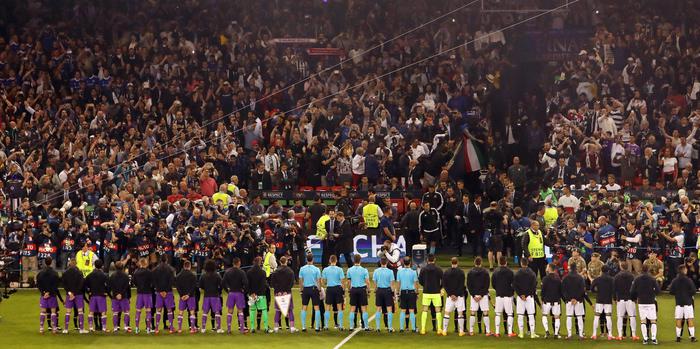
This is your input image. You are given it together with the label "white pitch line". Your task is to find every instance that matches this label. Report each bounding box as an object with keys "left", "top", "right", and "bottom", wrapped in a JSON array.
[{"left": 333, "top": 314, "right": 377, "bottom": 349}]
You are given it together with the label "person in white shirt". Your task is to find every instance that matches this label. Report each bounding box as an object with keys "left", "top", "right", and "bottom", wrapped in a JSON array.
[
  {"left": 604, "top": 174, "right": 622, "bottom": 191},
  {"left": 609, "top": 139, "right": 625, "bottom": 170},
  {"left": 558, "top": 187, "right": 580, "bottom": 212},
  {"left": 675, "top": 137, "right": 693, "bottom": 169},
  {"left": 409, "top": 139, "right": 428, "bottom": 162},
  {"left": 379, "top": 239, "right": 401, "bottom": 267},
  {"left": 597, "top": 111, "right": 617, "bottom": 136},
  {"left": 539, "top": 143, "right": 558, "bottom": 170},
  {"left": 351, "top": 147, "right": 366, "bottom": 185}
]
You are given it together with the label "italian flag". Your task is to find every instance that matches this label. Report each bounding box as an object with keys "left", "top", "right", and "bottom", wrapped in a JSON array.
[
  {"left": 463, "top": 136, "right": 486, "bottom": 172},
  {"left": 449, "top": 126, "right": 486, "bottom": 177}
]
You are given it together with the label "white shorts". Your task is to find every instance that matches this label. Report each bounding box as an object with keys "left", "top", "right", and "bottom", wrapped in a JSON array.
[
  {"left": 470, "top": 295, "right": 489, "bottom": 312},
  {"left": 638, "top": 304, "right": 657, "bottom": 321},
  {"left": 516, "top": 296, "right": 535, "bottom": 315},
  {"left": 616, "top": 300, "right": 636, "bottom": 318},
  {"left": 495, "top": 296, "right": 514, "bottom": 316},
  {"left": 594, "top": 303, "right": 612, "bottom": 315},
  {"left": 542, "top": 302, "right": 561, "bottom": 316},
  {"left": 444, "top": 296, "right": 466, "bottom": 313},
  {"left": 566, "top": 301, "right": 584, "bottom": 316},
  {"left": 675, "top": 305, "right": 694, "bottom": 320}
]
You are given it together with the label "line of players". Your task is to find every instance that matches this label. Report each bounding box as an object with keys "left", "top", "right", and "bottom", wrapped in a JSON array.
[{"left": 36, "top": 252, "right": 696, "bottom": 344}]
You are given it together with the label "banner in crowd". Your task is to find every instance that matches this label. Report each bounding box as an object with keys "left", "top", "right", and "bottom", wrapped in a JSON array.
[
  {"left": 306, "top": 48, "right": 345, "bottom": 57},
  {"left": 251, "top": 190, "right": 423, "bottom": 201},
  {"left": 305, "top": 234, "right": 407, "bottom": 263},
  {"left": 251, "top": 188, "right": 691, "bottom": 203},
  {"left": 519, "top": 30, "right": 591, "bottom": 62},
  {"left": 269, "top": 38, "right": 318, "bottom": 45}
]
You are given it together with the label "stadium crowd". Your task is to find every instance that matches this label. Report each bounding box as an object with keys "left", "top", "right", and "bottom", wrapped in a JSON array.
[{"left": 0, "top": 0, "right": 699, "bottom": 343}]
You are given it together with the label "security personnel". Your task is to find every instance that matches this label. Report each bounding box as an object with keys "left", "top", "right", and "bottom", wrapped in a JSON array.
[
  {"left": 76, "top": 242, "right": 96, "bottom": 277},
  {"left": 316, "top": 209, "right": 332, "bottom": 268},
  {"left": 421, "top": 184, "right": 444, "bottom": 212},
  {"left": 362, "top": 195, "right": 382, "bottom": 235},
  {"left": 521, "top": 220, "right": 546, "bottom": 280}
]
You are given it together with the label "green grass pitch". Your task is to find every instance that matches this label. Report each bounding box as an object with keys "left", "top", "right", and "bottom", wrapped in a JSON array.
[{"left": 0, "top": 256, "right": 696, "bottom": 348}]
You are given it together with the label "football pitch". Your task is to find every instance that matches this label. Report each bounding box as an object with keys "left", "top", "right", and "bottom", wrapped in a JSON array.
[
  {"left": 0, "top": 287, "right": 695, "bottom": 348},
  {"left": 0, "top": 256, "right": 692, "bottom": 348}
]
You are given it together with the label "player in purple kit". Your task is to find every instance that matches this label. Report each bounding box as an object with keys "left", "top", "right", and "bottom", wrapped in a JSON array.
[
  {"left": 153, "top": 254, "right": 176, "bottom": 334},
  {"left": 199, "top": 259, "right": 224, "bottom": 333},
  {"left": 62, "top": 259, "right": 88, "bottom": 334},
  {"left": 108, "top": 261, "right": 132, "bottom": 332},
  {"left": 224, "top": 257, "right": 249, "bottom": 334},
  {"left": 132, "top": 258, "right": 154, "bottom": 334},
  {"left": 36, "top": 257, "right": 60, "bottom": 334},
  {"left": 84, "top": 259, "right": 109, "bottom": 332},
  {"left": 176, "top": 260, "right": 198, "bottom": 333}
]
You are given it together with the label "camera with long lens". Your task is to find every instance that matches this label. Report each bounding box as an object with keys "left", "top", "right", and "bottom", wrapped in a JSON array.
[{"left": 0, "top": 257, "right": 19, "bottom": 302}]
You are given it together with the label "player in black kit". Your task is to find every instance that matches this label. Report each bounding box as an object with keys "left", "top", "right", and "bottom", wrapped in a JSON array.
[
  {"left": 491, "top": 256, "right": 515, "bottom": 337},
  {"left": 613, "top": 261, "right": 637, "bottom": 340},
  {"left": 669, "top": 264, "right": 697, "bottom": 342},
  {"left": 540, "top": 263, "right": 562, "bottom": 338},
  {"left": 590, "top": 265, "right": 614, "bottom": 340}
]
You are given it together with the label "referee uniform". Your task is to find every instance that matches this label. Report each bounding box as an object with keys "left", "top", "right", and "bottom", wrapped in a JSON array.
[
  {"left": 321, "top": 264, "right": 345, "bottom": 330},
  {"left": 347, "top": 263, "right": 370, "bottom": 330},
  {"left": 299, "top": 262, "right": 321, "bottom": 331},
  {"left": 397, "top": 265, "right": 419, "bottom": 332},
  {"left": 373, "top": 264, "right": 396, "bottom": 331}
]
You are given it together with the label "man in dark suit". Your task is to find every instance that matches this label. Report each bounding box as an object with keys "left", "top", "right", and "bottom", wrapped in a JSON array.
[
  {"left": 249, "top": 162, "right": 272, "bottom": 190},
  {"left": 548, "top": 158, "right": 571, "bottom": 185},
  {"left": 322, "top": 210, "right": 337, "bottom": 268},
  {"left": 467, "top": 195, "right": 484, "bottom": 258},
  {"left": 332, "top": 211, "right": 354, "bottom": 268},
  {"left": 567, "top": 160, "right": 587, "bottom": 188},
  {"left": 274, "top": 162, "right": 296, "bottom": 190}
]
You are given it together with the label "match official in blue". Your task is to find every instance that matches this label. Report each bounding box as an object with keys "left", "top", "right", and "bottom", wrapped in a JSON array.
[
  {"left": 346, "top": 254, "right": 371, "bottom": 331},
  {"left": 373, "top": 257, "right": 397, "bottom": 332},
  {"left": 321, "top": 255, "right": 346, "bottom": 330},
  {"left": 299, "top": 253, "right": 322, "bottom": 332},
  {"left": 397, "top": 257, "right": 419, "bottom": 332}
]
